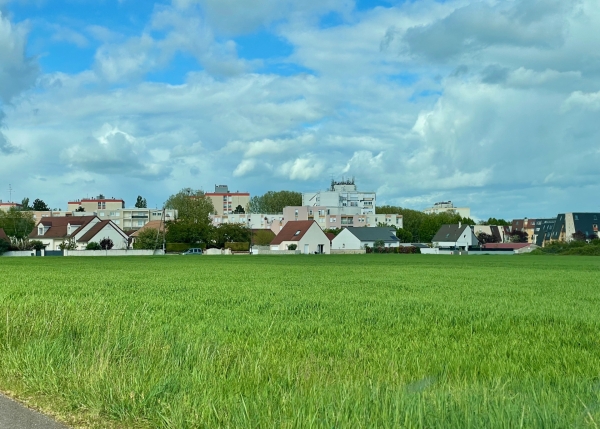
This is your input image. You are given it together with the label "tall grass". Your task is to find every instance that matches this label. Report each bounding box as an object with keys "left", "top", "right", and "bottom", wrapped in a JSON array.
[{"left": 1, "top": 255, "right": 599, "bottom": 428}]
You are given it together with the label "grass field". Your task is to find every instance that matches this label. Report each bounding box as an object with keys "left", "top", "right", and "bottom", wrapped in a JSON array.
[{"left": 0, "top": 255, "right": 599, "bottom": 428}]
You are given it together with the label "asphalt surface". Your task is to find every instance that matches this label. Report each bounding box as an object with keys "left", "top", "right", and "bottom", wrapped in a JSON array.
[{"left": 0, "top": 394, "right": 68, "bottom": 429}]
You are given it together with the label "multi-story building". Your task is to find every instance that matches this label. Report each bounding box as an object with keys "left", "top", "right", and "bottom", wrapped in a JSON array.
[
  {"left": 283, "top": 206, "right": 402, "bottom": 229},
  {"left": 545, "top": 213, "right": 600, "bottom": 244},
  {"left": 206, "top": 185, "right": 250, "bottom": 215},
  {"left": 211, "top": 213, "right": 285, "bottom": 234},
  {"left": 67, "top": 198, "right": 125, "bottom": 212},
  {"left": 302, "top": 179, "right": 376, "bottom": 215},
  {"left": 0, "top": 201, "right": 22, "bottom": 212},
  {"left": 423, "top": 201, "right": 471, "bottom": 219}
]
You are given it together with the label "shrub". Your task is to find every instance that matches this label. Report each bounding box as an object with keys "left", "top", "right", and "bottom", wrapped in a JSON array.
[
  {"left": 287, "top": 244, "right": 297, "bottom": 251},
  {"left": 166, "top": 243, "right": 192, "bottom": 253},
  {"left": 100, "top": 238, "right": 114, "bottom": 250},
  {"left": 225, "top": 242, "right": 250, "bottom": 252},
  {"left": 59, "top": 238, "right": 77, "bottom": 251},
  {"left": 0, "top": 239, "right": 9, "bottom": 255},
  {"left": 30, "top": 240, "right": 46, "bottom": 251},
  {"left": 86, "top": 242, "right": 102, "bottom": 250}
]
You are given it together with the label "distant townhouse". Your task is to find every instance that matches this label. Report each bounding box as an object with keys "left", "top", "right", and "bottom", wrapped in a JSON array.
[
  {"left": 29, "top": 215, "right": 129, "bottom": 250},
  {"left": 510, "top": 218, "right": 538, "bottom": 243},
  {"left": 206, "top": 185, "right": 250, "bottom": 215},
  {"left": 546, "top": 213, "right": 600, "bottom": 244},
  {"left": 531, "top": 218, "right": 557, "bottom": 246},
  {"left": 423, "top": 201, "right": 471, "bottom": 219}
]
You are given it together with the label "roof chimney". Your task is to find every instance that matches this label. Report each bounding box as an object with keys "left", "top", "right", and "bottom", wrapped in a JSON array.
[{"left": 459, "top": 221, "right": 462, "bottom": 229}]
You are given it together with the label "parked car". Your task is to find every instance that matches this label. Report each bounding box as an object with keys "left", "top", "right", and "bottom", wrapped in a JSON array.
[{"left": 182, "top": 248, "right": 203, "bottom": 255}]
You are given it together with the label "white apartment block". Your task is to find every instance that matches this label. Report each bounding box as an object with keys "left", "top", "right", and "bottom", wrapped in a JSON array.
[
  {"left": 423, "top": 201, "right": 471, "bottom": 219},
  {"left": 211, "top": 213, "right": 285, "bottom": 234},
  {"left": 283, "top": 206, "right": 402, "bottom": 229},
  {"left": 302, "top": 179, "right": 376, "bottom": 215}
]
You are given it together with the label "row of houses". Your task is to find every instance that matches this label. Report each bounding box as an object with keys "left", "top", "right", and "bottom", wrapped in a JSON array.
[{"left": 511, "top": 213, "right": 599, "bottom": 246}]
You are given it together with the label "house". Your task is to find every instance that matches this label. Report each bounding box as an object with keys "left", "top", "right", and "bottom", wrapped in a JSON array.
[
  {"left": 270, "top": 220, "right": 330, "bottom": 254},
  {"left": 28, "top": 216, "right": 129, "bottom": 250},
  {"left": 472, "top": 225, "right": 508, "bottom": 243},
  {"left": 432, "top": 224, "right": 479, "bottom": 250},
  {"left": 545, "top": 213, "right": 600, "bottom": 244},
  {"left": 331, "top": 227, "right": 400, "bottom": 250}
]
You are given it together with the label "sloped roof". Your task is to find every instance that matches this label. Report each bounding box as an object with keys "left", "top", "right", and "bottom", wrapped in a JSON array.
[
  {"left": 432, "top": 224, "right": 473, "bottom": 243},
  {"left": 77, "top": 220, "right": 111, "bottom": 243},
  {"left": 29, "top": 216, "right": 97, "bottom": 239},
  {"left": 271, "top": 221, "right": 319, "bottom": 245},
  {"left": 325, "top": 233, "right": 336, "bottom": 242},
  {"left": 343, "top": 227, "right": 399, "bottom": 243},
  {"left": 0, "top": 228, "right": 8, "bottom": 242},
  {"left": 483, "top": 243, "right": 531, "bottom": 250},
  {"left": 130, "top": 220, "right": 165, "bottom": 237}
]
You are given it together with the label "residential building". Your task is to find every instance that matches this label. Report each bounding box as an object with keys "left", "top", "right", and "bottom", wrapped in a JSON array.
[
  {"left": 211, "top": 213, "right": 285, "bottom": 234},
  {"left": 130, "top": 220, "right": 165, "bottom": 247},
  {"left": 472, "top": 225, "right": 508, "bottom": 243},
  {"left": 531, "top": 218, "right": 557, "bottom": 246},
  {"left": 270, "top": 220, "right": 330, "bottom": 254},
  {"left": 28, "top": 216, "right": 129, "bottom": 250},
  {"left": 511, "top": 218, "right": 538, "bottom": 243},
  {"left": 283, "top": 206, "right": 403, "bottom": 229},
  {"left": 431, "top": 224, "right": 480, "bottom": 251},
  {"left": 0, "top": 201, "right": 22, "bottom": 212},
  {"left": 67, "top": 198, "right": 125, "bottom": 212},
  {"left": 302, "top": 179, "right": 376, "bottom": 215},
  {"left": 332, "top": 227, "right": 400, "bottom": 250},
  {"left": 545, "top": 213, "right": 600, "bottom": 244},
  {"left": 206, "top": 185, "right": 250, "bottom": 215},
  {"left": 423, "top": 201, "right": 471, "bottom": 219}
]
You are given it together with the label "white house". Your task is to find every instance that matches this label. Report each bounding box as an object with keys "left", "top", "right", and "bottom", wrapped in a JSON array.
[
  {"left": 332, "top": 227, "right": 400, "bottom": 250},
  {"left": 431, "top": 224, "right": 479, "bottom": 250},
  {"left": 270, "top": 220, "right": 330, "bottom": 254},
  {"left": 29, "top": 216, "right": 129, "bottom": 250}
]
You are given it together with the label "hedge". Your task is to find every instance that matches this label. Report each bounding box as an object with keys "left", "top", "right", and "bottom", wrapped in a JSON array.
[
  {"left": 166, "top": 243, "right": 192, "bottom": 253},
  {"left": 365, "top": 246, "right": 421, "bottom": 254},
  {"left": 225, "top": 242, "right": 250, "bottom": 252}
]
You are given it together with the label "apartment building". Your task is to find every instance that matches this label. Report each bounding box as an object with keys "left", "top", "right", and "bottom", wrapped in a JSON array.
[
  {"left": 206, "top": 185, "right": 250, "bottom": 215},
  {"left": 211, "top": 213, "right": 285, "bottom": 234},
  {"left": 0, "top": 201, "right": 22, "bottom": 212},
  {"left": 423, "top": 201, "right": 471, "bottom": 219},
  {"left": 283, "top": 206, "right": 403, "bottom": 229},
  {"left": 67, "top": 198, "right": 125, "bottom": 212},
  {"left": 545, "top": 213, "right": 600, "bottom": 244},
  {"left": 302, "top": 179, "right": 376, "bottom": 215}
]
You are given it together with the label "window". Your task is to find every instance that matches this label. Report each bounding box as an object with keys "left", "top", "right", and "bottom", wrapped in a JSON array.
[
  {"left": 575, "top": 215, "right": 579, "bottom": 221},
  {"left": 99, "top": 212, "right": 105, "bottom": 217},
  {"left": 137, "top": 220, "right": 144, "bottom": 226},
  {"left": 110, "top": 211, "right": 118, "bottom": 217},
  {"left": 330, "top": 217, "right": 337, "bottom": 222},
  {"left": 38, "top": 227, "right": 44, "bottom": 236},
  {"left": 294, "top": 230, "right": 301, "bottom": 236}
]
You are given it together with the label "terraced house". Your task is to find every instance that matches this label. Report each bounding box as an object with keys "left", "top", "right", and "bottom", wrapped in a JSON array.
[{"left": 544, "top": 213, "right": 600, "bottom": 244}]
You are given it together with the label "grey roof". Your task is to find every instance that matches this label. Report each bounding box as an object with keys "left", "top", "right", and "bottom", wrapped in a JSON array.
[
  {"left": 344, "top": 227, "right": 399, "bottom": 242},
  {"left": 432, "top": 224, "right": 473, "bottom": 243}
]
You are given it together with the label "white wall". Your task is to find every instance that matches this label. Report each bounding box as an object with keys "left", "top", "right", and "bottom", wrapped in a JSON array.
[
  {"left": 298, "top": 223, "right": 330, "bottom": 254},
  {"left": 65, "top": 250, "right": 164, "bottom": 256},
  {"left": 84, "top": 223, "right": 129, "bottom": 250},
  {"left": 332, "top": 229, "right": 362, "bottom": 250}
]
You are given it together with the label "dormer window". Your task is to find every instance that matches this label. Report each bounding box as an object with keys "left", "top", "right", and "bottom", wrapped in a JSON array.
[{"left": 38, "top": 226, "right": 44, "bottom": 236}]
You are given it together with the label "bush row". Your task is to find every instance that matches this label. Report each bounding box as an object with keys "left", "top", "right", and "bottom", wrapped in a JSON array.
[{"left": 365, "top": 246, "right": 421, "bottom": 254}]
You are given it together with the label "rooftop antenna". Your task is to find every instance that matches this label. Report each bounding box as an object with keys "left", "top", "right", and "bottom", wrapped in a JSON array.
[{"left": 8, "top": 184, "right": 13, "bottom": 202}]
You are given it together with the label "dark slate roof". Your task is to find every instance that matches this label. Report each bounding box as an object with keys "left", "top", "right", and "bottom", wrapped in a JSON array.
[
  {"left": 0, "top": 228, "right": 8, "bottom": 243},
  {"left": 432, "top": 224, "right": 473, "bottom": 243},
  {"left": 271, "top": 221, "right": 320, "bottom": 245},
  {"left": 344, "top": 227, "right": 399, "bottom": 243},
  {"left": 572, "top": 213, "right": 600, "bottom": 238}
]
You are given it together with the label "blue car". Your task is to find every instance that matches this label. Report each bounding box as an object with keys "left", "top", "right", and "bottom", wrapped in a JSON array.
[{"left": 181, "top": 248, "right": 203, "bottom": 255}]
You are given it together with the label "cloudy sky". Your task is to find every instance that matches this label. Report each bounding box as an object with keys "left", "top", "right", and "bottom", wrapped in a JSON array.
[{"left": 1, "top": 0, "right": 599, "bottom": 219}]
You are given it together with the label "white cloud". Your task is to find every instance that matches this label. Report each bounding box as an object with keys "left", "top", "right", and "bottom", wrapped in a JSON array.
[
  {"left": 562, "top": 90, "right": 600, "bottom": 112},
  {"left": 277, "top": 155, "right": 325, "bottom": 181}
]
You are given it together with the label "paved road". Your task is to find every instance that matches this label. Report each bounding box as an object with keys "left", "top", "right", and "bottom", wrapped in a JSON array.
[{"left": 0, "top": 394, "right": 68, "bottom": 429}]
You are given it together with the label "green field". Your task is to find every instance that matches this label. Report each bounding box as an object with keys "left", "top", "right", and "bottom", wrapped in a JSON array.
[{"left": 0, "top": 255, "right": 599, "bottom": 428}]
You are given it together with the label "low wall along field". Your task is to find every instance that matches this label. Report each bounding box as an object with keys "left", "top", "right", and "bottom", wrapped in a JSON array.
[{"left": 1, "top": 255, "right": 599, "bottom": 428}]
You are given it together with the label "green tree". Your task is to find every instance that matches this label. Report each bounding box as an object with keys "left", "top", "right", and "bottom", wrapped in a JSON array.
[
  {"left": 396, "top": 228, "right": 413, "bottom": 243},
  {"left": 32, "top": 199, "right": 50, "bottom": 211},
  {"left": 0, "top": 208, "right": 35, "bottom": 239},
  {"left": 0, "top": 238, "right": 9, "bottom": 255},
  {"left": 212, "top": 223, "right": 251, "bottom": 248},
  {"left": 75, "top": 206, "right": 85, "bottom": 212},
  {"left": 20, "top": 197, "right": 32, "bottom": 210},
  {"left": 30, "top": 240, "right": 46, "bottom": 251},
  {"left": 483, "top": 217, "right": 511, "bottom": 226},
  {"left": 135, "top": 196, "right": 147, "bottom": 208},
  {"left": 233, "top": 204, "right": 245, "bottom": 214},
  {"left": 248, "top": 191, "right": 302, "bottom": 213},
  {"left": 100, "top": 238, "right": 114, "bottom": 250},
  {"left": 164, "top": 188, "right": 215, "bottom": 245},
  {"left": 59, "top": 237, "right": 77, "bottom": 250},
  {"left": 86, "top": 242, "right": 102, "bottom": 250},
  {"left": 133, "top": 228, "right": 163, "bottom": 250},
  {"left": 253, "top": 229, "right": 275, "bottom": 246},
  {"left": 323, "top": 228, "right": 343, "bottom": 237}
]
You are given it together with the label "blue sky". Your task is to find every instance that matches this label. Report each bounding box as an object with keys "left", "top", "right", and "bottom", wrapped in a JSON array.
[{"left": 1, "top": 0, "right": 600, "bottom": 219}]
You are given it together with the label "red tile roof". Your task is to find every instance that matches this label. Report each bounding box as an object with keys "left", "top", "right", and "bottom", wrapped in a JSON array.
[
  {"left": 325, "top": 233, "right": 336, "bottom": 242},
  {"left": 482, "top": 243, "right": 531, "bottom": 250},
  {"left": 271, "top": 221, "right": 317, "bottom": 245},
  {"left": 77, "top": 220, "right": 112, "bottom": 243},
  {"left": 29, "top": 216, "right": 97, "bottom": 240}
]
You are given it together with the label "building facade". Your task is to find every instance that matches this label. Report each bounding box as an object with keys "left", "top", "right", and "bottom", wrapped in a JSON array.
[
  {"left": 206, "top": 185, "right": 250, "bottom": 215},
  {"left": 423, "top": 201, "right": 471, "bottom": 219},
  {"left": 283, "top": 206, "right": 402, "bottom": 229},
  {"left": 0, "top": 201, "right": 22, "bottom": 212},
  {"left": 302, "top": 179, "right": 376, "bottom": 215}
]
